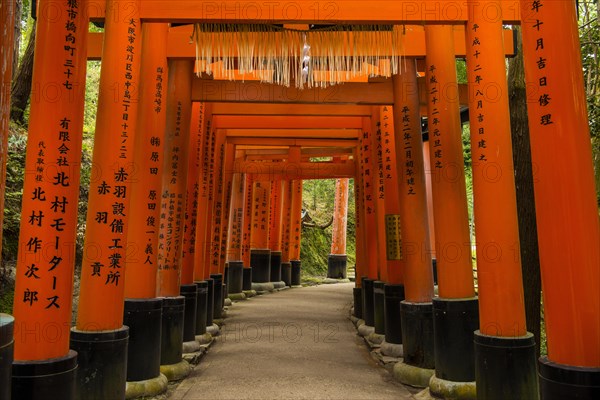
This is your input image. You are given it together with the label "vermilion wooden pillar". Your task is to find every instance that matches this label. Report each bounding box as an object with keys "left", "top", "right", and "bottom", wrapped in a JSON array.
[
  {"left": 122, "top": 22, "right": 168, "bottom": 388},
  {"left": 390, "top": 62, "right": 436, "bottom": 372},
  {"left": 179, "top": 101, "right": 208, "bottom": 346},
  {"left": 11, "top": 0, "right": 87, "bottom": 397},
  {"left": 226, "top": 153, "right": 244, "bottom": 262},
  {"left": 371, "top": 107, "right": 389, "bottom": 338},
  {"left": 327, "top": 177, "right": 350, "bottom": 279},
  {"left": 193, "top": 104, "right": 213, "bottom": 283},
  {"left": 268, "top": 179, "right": 284, "bottom": 252},
  {"left": 280, "top": 180, "right": 293, "bottom": 286},
  {"left": 425, "top": 25, "right": 476, "bottom": 301},
  {"left": 186, "top": 103, "right": 211, "bottom": 338},
  {"left": 216, "top": 142, "right": 236, "bottom": 275},
  {"left": 241, "top": 172, "right": 254, "bottom": 267},
  {"left": 204, "top": 130, "right": 225, "bottom": 278},
  {"left": 464, "top": 2, "right": 539, "bottom": 398},
  {"left": 156, "top": 59, "right": 194, "bottom": 297},
  {"left": 520, "top": 0, "right": 600, "bottom": 397},
  {"left": 227, "top": 170, "right": 245, "bottom": 263},
  {"left": 124, "top": 23, "right": 168, "bottom": 299},
  {"left": 352, "top": 151, "right": 366, "bottom": 320},
  {"left": 289, "top": 179, "right": 303, "bottom": 286},
  {"left": 371, "top": 107, "right": 388, "bottom": 285},
  {"left": 268, "top": 179, "right": 284, "bottom": 283},
  {"left": 189, "top": 103, "right": 214, "bottom": 334},
  {"left": 392, "top": 63, "right": 435, "bottom": 303},
  {"left": 422, "top": 25, "right": 479, "bottom": 393},
  {"left": 379, "top": 107, "right": 404, "bottom": 285},
  {"left": 241, "top": 172, "right": 255, "bottom": 291},
  {"left": 157, "top": 60, "right": 196, "bottom": 366},
  {"left": 226, "top": 168, "right": 245, "bottom": 296},
  {"left": 181, "top": 103, "right": 207, "bottom": 286},
  {"left": 72, "top": 1, "right": 140, "bottom": 398},
  {"left": 378, "top": 105, "right": 407, "bottom": 351},
  {"left": 361, "top": 117, "right": 379, "bottom": 281},
  {"left": 359, "top": 116, "right": 379, "bottom": 330},
  {"left": 422, "top": 140, "right": 437, "bottom": 279},
  {"left": 249, "top": 180, "right": 272, "bottom": 285},
  {"left": 208, "top": 134, "right": 233, "bottom": 277},
  {"left": 208, "top": 140, "right": 234, "bottom": 319}
]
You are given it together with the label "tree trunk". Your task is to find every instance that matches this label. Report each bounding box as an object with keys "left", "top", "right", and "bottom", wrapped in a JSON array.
[
  {"left": 10, "top": 23, "right": 35, "bottom": 125},
  {"left": 507, "top": 26, "right": 542, "bottom": 358}
]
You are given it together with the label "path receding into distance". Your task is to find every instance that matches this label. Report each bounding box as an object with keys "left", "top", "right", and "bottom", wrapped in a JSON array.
[{"left": 170, "top": 282, "right": 415, "bottom": 400}]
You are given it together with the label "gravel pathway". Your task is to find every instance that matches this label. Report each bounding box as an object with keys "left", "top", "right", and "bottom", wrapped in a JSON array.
[{"left": 170, "top": 283, "right": 415, "bottom": 400}]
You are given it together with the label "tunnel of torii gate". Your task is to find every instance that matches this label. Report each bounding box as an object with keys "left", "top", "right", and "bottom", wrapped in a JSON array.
[{"left": 0, "top": 1, "right": 599, "bottom": 399}]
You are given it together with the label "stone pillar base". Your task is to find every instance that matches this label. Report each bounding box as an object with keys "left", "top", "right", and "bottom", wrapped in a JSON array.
[
  {"left": 358, "top": 324, "right": 375, "bottom": 337},
  {"left": 323, "top": 277, "right": 351, "bottom": 284},
  {"left": 270, "top": 251, "right": 282, "bottom": 282},
  {"left": 281, "top": 262, "right": 292, "bottom": 286},
  {"left": 251, "top": 282, "right": 275, "bottom": 293},
  {"left": 159, "top": 360, "right": 191, "bottom": 382},
  {"left": 124, "top": 298, "right": 162, "bottom": 382},
  {"left": 429, "top": 374, "right": 476, "bottom": 400},
  {"left": 373, "top": 281, "right": 385, "bottom": 335},
  {"left": 393, "top": 362, "right": 435, "bottom": 388},
  {"left": 70, "top": 327, "right": 129, "bottom": 400},
  {"left": 433, "top": 297, "right": 479, "bottom": 383},
  {"left": 290, "top": 260, "right": 301, "bottom": 286},
  {"left": 361, "top": 278, "right": 375, "bottom": 327},
  {"left": 182, "top": 340, "right": 201, "bottom": 354},
  {"left": 228, "top": 292, "right": 247, "bottom": 301},
  {"left": 539, "top": 356, "right": 600, "bottom": 400},
  {"left": 206, "top": 323, "right": 221, "bottom": 337},
  {"left": 384, "top": 284, "right": 404, "bottom": 346},
  {"left": 327, "top": 254, "right": 348, "bottom": 279},
  {"left": 475, "top": 331, "right": 539, "bottom": 400},
  {"left": 273, "top": 281, "right": 287, "bottom": 289},
  {"left": 353, "top": 288, "right": 363, "bottom": 319},
  {"left": 367, "top": 332, "right": 385, "bottom": 345},
  {"left": 181, "top": 284, "right": 198, "bottom": 342},
  {"left": 125, "top": 373, "right": 168, "bottom": 399},
  {"left": 251, "top": 249, "right": 271, "bottom": 283},
  {"left": 228, "top": 261, "right": 244, "bottom": 294},
  {"left": 0, "top": 313, "right": 13, "bottom": 400},
  {"left": 210, "top": 274, "right": 224, "bottom": 319},
  {"left": 194, "top": 281, "right": 208, "bottom": 336},
  {"left": 381, "top": 341, "right": 404, "bottom": 358},
  {"left": 160, "top": 296, "right": 185, "bottom": 366},
  {"left": 401, "top": 301, "right": 434, "bottom": 371},
  {"left": 12, "top": 350, "right": 77, "bottom": 400},
  {"left": 195, "top": 332, "right": 213, "bottom": 345}
]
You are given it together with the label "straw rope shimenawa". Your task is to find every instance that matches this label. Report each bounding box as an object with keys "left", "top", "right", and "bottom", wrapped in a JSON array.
[{"left": 192, "top": 24, "right": 406, "bottom": 89}]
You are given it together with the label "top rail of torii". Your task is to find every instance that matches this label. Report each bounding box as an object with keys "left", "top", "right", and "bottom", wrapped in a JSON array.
[{"left": 83, "top": 0, "right": 521, "bottom": 24}]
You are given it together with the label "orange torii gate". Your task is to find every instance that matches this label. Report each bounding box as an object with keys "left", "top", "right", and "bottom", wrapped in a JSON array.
[{"left": 1, "top": 1, "right": 598, "bottom": 399}]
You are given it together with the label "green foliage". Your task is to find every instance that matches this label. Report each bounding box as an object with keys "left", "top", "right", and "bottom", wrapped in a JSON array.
[
  {"left": 0, "top": 287, "right": 14, "bottom": 314},
  {"left": 462, "top": 123, "right": 475, "bottom": 241},
  {"left": 83, "top": 61, "right": 101, "bottom": 139},
  {"left": 456, "top": 59, "right": 468, "bottom": 84},
  {"left": 18, "top": 0, "right": 34, "bottom": 59},
  {"left": 2, "top": 124, "right": 27, "bottom": 261},
  {"left": 578, "top": 1, "right": 600, "bottom": 203},
  {"left": 300, "top": 179, "right": 356, "bottom": 277}
]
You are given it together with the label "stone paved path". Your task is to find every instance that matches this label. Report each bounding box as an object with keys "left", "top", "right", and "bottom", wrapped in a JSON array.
[{"left": 170, "top": 282, "right": 415, "bottom": 400}]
